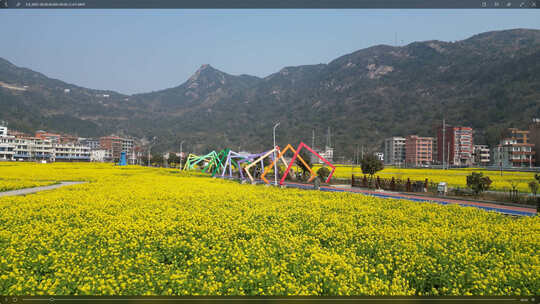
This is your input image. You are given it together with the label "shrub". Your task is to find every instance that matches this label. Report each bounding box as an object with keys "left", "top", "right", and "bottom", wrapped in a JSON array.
[
  {"left": 466, "top": 172, "right": 492, "bottom": 196},
  {"left": 317, "top": 167, "right": 331, "bottom": 181},
  {"left": 360, "top": 154, "right": 384, "bottom": 177}
]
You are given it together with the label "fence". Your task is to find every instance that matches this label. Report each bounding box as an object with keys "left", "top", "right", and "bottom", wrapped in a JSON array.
[{"left": 351, "top": 175, "right": 434, "bottom": 193}]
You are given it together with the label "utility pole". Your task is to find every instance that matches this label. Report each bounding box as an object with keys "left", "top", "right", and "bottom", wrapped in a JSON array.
[
  {"left": 500, "top": 147, "right": 503, "bottom": 176},
  {"left": 163, "top": 152, "right": 166, "bottom": 168},
  {"left": 442, "top": 119, "right": 445, "bottom": 170},
  {"left": 179, "top": 140, "right": 185, "bottom": 169},
  {"left": 147, "top": 136, "right": 156, "bottom": 167},
  {"left": 273, "top": 122, "right": 280, "bottom": 186},
  {"left": 312, "top": 129, "right": 315, "bottom": 149},
  {"left": 447, "top": 142, "right": 450, "bottom": 170},
  {"left": 147, "top": 147, "right": 151, "bottom": 167},
  {"left": 356, "top": 144, "right": 359, "bottom": 165}
]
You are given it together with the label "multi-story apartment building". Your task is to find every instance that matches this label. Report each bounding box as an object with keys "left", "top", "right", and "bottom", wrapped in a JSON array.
[
  {"left": 99, "top": 136, "right": 123, "bottom": 160},
  {"left": 53, "top": 143, "right": 91, "bottom": 162},
  {"left": 493, "top": 128, "right": 535, "bottom": 168},
  {"left": 0, "top": 123, "right": 90, "bottom": 162},
  {"left": 7, "top": 130, "right": 29, "bottom": 138},
  {"left": 405, "top": 135, "right": 433, "bottom": 167},
  {"left": 59, "top": 134, "right": 78, "bottom": 144},
  {"left": 0, "top": 136, "right": 15, "bottom": 160},
  {"left": 436, "top": 124, "right": 473, "bottom": 167},
  {"left": 0, "top": 123, "right": 7, "bottom": 137},
  {"left": 10, "top": 136, "right": 54, "bottom": 161},
  {"left": 473, "top": 145, "right": 490, "bottom": 166},
  {"left": 79, "top": 138, "right": 101, "bottom": 150},
  {"left": 529, "top": 118, "right": 540, "bottom": 166},
  {"left": 35, "top": 130, "right": 61, "bottom": 144},
  {"left": 384, "top": 137, "right": 406, "bottom": 166},
  {"left": 99, "top": 136, "right": 135, "bottom": 162},
  {"left": 432, "top": 138, "right": 438, "bottom": 164},
  {"left": 122, "top": 138, "right": 134, "bottom": 153},
  {"left": 30, "top": 138, "right": 54, "bottom": 160}
]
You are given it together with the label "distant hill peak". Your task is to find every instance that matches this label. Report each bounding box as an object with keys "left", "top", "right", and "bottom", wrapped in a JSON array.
[
  {"left": 199, "top": 63, "right": 213, "bottom": 70},
  {"left": 187, "top": 64, "right": 227, "bottom": 83}
]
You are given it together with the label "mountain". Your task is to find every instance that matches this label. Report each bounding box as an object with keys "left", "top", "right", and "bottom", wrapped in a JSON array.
[
  {"left": 0, "top": 57, "right": 130, "bottom": 136},
  {"left": 1, "top": 28, "right": 539, "bottom": 158},
  {"left": 131, "top": 64, "right": 262, "bottom": 114}
]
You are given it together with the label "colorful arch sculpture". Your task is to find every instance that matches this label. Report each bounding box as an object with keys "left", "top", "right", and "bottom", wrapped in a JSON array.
[
  {"left": 221, "top": 150, "right": 249, "bottom": 179},
  {"left": 260, "top": 144, "right": 315, "bottom": 184},
  {"left": 182, "top": 153, "right": 200, "bottom": 171},
  {"left": 211, "top": 149, "right": 230, "bottom": 176},
  {"left": 183, "top": 151, "right": 220, "bottom": 172},
  {"left": 280, "top": 142, "right": 336, "bottom": 185},
  {"left": 235, "top": 150, "right": 274, "bottom": 180},
  {"left": 243, "top": 147, "right": 279, "bottom": 184}
]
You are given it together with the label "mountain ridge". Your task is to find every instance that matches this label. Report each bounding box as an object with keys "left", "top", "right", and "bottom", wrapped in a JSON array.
[{"left": 1, "top": 28, "right": 539, "bottom": 158}]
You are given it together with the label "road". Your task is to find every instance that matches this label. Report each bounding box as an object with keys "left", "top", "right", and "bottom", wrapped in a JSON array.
[{"left": 0, "top": 181, "right": 86, "bottom": 198}]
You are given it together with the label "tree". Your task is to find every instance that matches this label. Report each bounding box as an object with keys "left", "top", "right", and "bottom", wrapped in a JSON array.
[
  {"left": 141, "top": 155, "right": 151, "bottom": 166},
  {"left": 360, "top": 153, "right": 384, "bottom": 178},
  {"left": 168, "top": 153, "right": 180, "bottom": 166},
  {"left": 317, "top": 167, "right": 330, "bottom": 181},
  {"left": 296, "top": 150, "right": 312, "bottom": 181},
  {"left": 150, "top": 154, "right": 164, "bottom": 167},
  {"left": 466, "top": 172, "right": 492, "bottom": 196},
  {"left": 529, "top": 180, "right": 539, "bottom": 196},
  {"left": 535, "top": 174, "right": 540, "bottom": 183}
]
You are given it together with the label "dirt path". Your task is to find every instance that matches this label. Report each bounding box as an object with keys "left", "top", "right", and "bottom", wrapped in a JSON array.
[{"left": 0, "top": 181, "right": 86, "bottom": 198}]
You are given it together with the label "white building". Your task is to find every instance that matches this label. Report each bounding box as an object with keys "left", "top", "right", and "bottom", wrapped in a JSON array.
[
  {"left": 473, "top": 145, "right": 490, "bottom": 166},
  {"left": 79, "top": 138, "right": 101, "bottom": 150},
  {"left": 12, "top": 137, "right": 53, "bottom": 161},
  {"left": 128, "top": 151, "right": 138, "bottom": 165},
  {"left": 0, "top": 124, "right": 7, "bottom": 137},
  {"left": 311, "top": 146, "right": 334, "bottom": 164},
  {"left": 52, "top": 143, "right": 91, "bottom": 162},
  {"left": 493, "top": 139, "right": 534, "bottom": 168},
  {"left": 0, "top": 122, "right": 91, "bottom": 162},
  {"left": 375, "top": 152, "right": 384, "bottom": 162},
  {"left": 122, "top": 138, "right": 134, "bottom": 153},
  {"left": 90, "top": 149, "right": 107, "bottom": 162},
  {"left": 0, "top": 136, "right": 15, "bottom": 160},
  {"left": 384, "top": 137, "right": 406, "bottom": 166}
]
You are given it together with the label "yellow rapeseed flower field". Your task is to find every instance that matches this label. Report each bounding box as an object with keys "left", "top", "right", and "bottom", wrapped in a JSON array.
[
  {"left": 0, "top": 163, "right": 60, "bottom": 191},
  {"left": 0, "top": 179, "right": 57, "bottom": 192},
  {"left": 314, "top": 165, "right": 537, "bottom": 193},
  {"left": 0, "top": 162, "right": 539, "bottom": 296}
]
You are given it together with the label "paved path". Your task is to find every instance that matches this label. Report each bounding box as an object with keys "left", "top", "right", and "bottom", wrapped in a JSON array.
[
  {"left": 0, "top": 181, "right": 86, "bottom": 198},
  {"left": 281, "top": 181, "right": 537, "bottom": 217}
]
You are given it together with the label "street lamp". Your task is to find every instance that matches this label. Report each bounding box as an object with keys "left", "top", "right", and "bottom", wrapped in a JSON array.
[
  {"left": 179, "top": 140, "right": 185, "bottom": 169},
  {"left": 273, "top": 122, "right": 280, "bottom": 186},
  {"left": 148, "top": 136, "right": 157, "bottom": 167}
]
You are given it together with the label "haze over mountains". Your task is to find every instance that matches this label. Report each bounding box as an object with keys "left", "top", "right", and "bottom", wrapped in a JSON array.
[{"left": 1, "top": 28, "right": 539, "bottom": 157}]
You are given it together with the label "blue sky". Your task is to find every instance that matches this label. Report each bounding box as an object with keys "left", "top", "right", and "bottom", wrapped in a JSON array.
[{"left": 1, "top": 9, "right": 539, "bottom": 94}]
